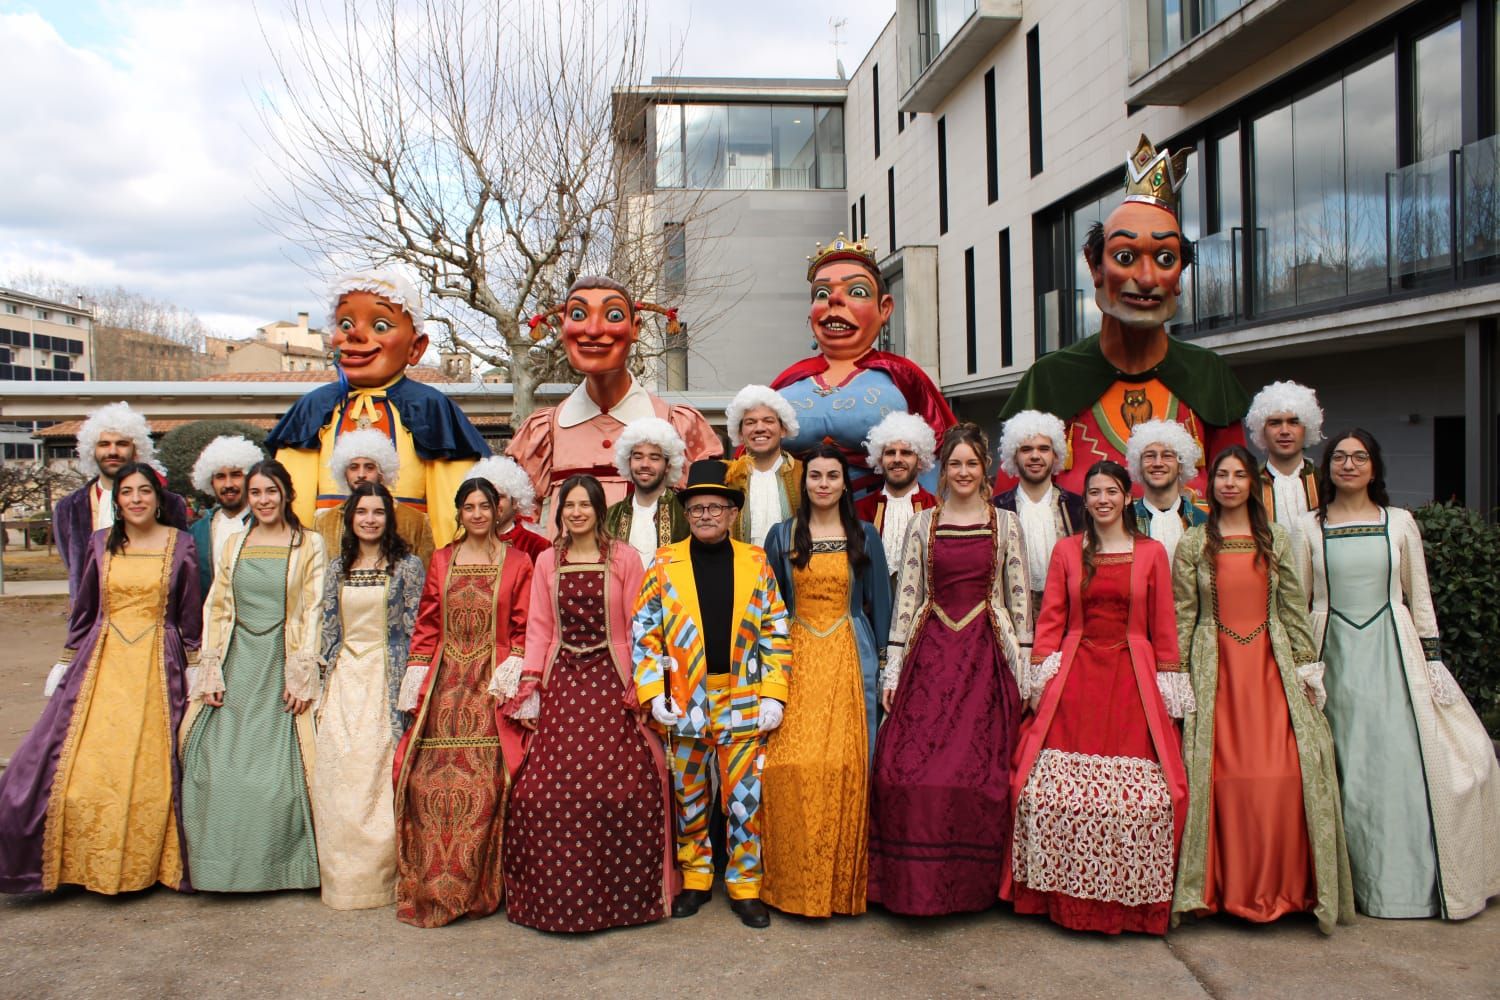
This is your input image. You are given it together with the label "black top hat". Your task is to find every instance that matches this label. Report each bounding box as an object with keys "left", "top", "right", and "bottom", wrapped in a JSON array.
[{"left": 677, "top": 459, "right": 744, "bottom": 507}]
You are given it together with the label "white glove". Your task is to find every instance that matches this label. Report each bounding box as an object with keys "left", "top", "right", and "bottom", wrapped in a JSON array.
[
  {"left": 758, "top": 698, "right": 784, "bottom": 733},
  {"left": 650, "top": 695, "right": 680, "bottom": 727},
  {"left": 44, "top": 662, "right": 69, "bottom": 698}
]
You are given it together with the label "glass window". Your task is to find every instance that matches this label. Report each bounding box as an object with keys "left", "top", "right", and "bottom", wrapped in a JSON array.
[
  {"left": 1214, "top": 132, "right": 1241, "bottom": 234},
  {"left": 656, "top": 104, "right": 683, "bottom": 188},
  {"left": 1345, "top": 56, "right": 1397, "bottom": 295},
  {"left": 726, "top": 105, "right": 772, "bottom": 190},
  {"left": 662, "top": 223, "right": 686, "bottom": 300},
  {"left": 1069, "top": 192, "right": 1111, "bottom": 341},
  {"left": 1148, "top": 0, "right": 1186, "bottom": 65},
  {"left": 771, "top": 106, "right": 815, "bottom": 189},
  {"left": 1253, "top": 103, "right": 1295, "bottom": 312},
  {"left": 684, "top": 105, "right": 726, "bottom": 188},
  {"left": 1291, "top": 79, "right": 1346, "bottom": 305},
  {"left": 815, "top": 106, "right": 845, "bottom": 189},
  {"left": 1413, "top": 20, "right": 1462, "bottom": 162}
]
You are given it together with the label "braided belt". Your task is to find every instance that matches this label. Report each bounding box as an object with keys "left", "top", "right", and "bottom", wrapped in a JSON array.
[
  {"left": 416, "top": 736, "right": 499, "bottom": 749},
  {"left": 559, "top": 639, "right": 610, "bottom": 655}
]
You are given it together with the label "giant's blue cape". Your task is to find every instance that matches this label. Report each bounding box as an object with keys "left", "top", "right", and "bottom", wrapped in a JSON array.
[{"left": 264, "top": 375, "right": 490, "bottom": 461}]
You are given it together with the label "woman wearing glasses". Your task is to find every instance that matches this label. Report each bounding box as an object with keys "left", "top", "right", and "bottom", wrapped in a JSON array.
[{"left": 1297, "top": 429, "right": 1500, "bottom": 920}]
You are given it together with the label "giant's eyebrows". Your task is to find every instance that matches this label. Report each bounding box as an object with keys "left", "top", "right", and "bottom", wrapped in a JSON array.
[
  {"left": 1150, "top": 230, "right": 1183, "bottom": 241},
  {"left": 1106, "top": 229, "right": 1140, "bottom": 241},
  {"left": 567, "top": 292, "right": 631, "bottom": 308}
]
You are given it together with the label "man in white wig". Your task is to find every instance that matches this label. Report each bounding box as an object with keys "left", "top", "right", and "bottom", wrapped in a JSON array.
[
  {"left": 1246, "top": 380, "right": 1324, "bottom": 545},
  {"left": 723, "top": 385, "right": 802, "bottom": 548},
  {"left": 263, "top": 266, "right": 491, "bottom": 548},
  {"left": 991, "top": 409, "right": 1084, "bottom": 610},
  {"left": 467, "top": 454, "right": 549, "bottom": 563},
  {"left": 1125, "top": 418, "right": 1206, "bottom": 563},
  {"left": 314, "top": 427, "right": 436, "bottom": 567},
  {"left": 188, "top": 434, "right": 264, "bottom": 596},
  {"left": 855, "top": 410, "right": 939, "bottom": 577},
  {"left": 55, "top": 401, "right": 189, "bottom": 600},
  {"left": 603, "top": 416, "right": 690, "bottom": 567}
]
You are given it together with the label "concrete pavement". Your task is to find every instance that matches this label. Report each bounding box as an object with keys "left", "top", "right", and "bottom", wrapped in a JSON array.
[{"left": 1, "top": 886, "right": 1495, "bottom": 998}]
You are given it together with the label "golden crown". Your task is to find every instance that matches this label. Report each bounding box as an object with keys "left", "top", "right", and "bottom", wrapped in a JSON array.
[
  {"left": 806, "top": 232, "right": 879, "bottom": 282},
  {"left": 1122, "top": 134, "right": 1192, "bottom": 215}
]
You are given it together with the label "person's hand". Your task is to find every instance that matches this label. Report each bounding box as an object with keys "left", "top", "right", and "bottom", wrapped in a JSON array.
[
  {"left": 650, "top": 695, "right": 680, "bottom": 727},
  {"left": 880, "top": 688, "right": 895, "bottom": 713},
  {"left": 757, "top": 699, "right": 784, "bottom": 733},
  {"left": 282, "top": 689, "right": 310, "bottom": 715},
  {"left": 518, "top": 716, "right": 538, "bottom": 731},
  {"left": 203, "top": 691, "right": 225, "bottom": 708}
]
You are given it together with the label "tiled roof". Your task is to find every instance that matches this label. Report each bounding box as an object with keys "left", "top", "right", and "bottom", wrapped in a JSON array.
[
  {"left": 197, "top": 366, "right": 463, "bottom": 384},
  {"left": 36, "top": 411, "right": 510, "bottom": 438}
]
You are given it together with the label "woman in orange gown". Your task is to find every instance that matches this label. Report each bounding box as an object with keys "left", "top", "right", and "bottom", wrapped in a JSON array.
[{"left": 1170, "top": 446, "right": 1352, "bottom": 932}]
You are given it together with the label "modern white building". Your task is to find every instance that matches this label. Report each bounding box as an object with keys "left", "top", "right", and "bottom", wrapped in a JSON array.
[
  {"left": 0, "top": 286, "right": 92, "bottom": 464},
  {"left": 623, "top": 1, "right": 1500, "bottom": 511}
]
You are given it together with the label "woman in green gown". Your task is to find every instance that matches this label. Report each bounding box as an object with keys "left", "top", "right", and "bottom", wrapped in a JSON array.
[
  {"left": 180, "top": 459, "right": 327, "bottom": 892},
  {"left": 1297, "top": 429, "right": 1500, "bottom": 920}
]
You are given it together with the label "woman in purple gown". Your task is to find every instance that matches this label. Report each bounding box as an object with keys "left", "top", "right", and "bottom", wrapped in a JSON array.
[
  {"left": 0, "top": 463, "right": 201, "bottom": 895},
  {"left": 867, "top": 423, "right": 1033, "bottom": 915}
]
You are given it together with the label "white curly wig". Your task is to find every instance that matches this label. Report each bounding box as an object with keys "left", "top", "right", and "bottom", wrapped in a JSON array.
[
  {"left": 191, "top": 435, "right": 265, "bottom": 495},
  {"left": 726, "top": 385, "right": 799, "bottom": 447},
  {"left": 467, "top": 456, "right": 537, "bottom": 516},
  {"left": 329, "top": 266, "right": 425, "bottom": 329},
  {"left": 1125, "top": 419, "right": 1202, "bottom": 487},
  {"left": 1245, "top": 380, "right": 1325, "bottom": 452},
  {"left": 863, "top": 411, "right": 937, "bottom": 473},
  {"left": 329, "top": 429, "right": 401, "bottom": 485},
  {"left": 76, "top": 401, "right": 157, "bottom": 477},
  {"left": 614, "top": 417, "right": 687, "bottom": 483},
  {"left": 998, "top": 410, "right": 1068, "bottom": 478}
]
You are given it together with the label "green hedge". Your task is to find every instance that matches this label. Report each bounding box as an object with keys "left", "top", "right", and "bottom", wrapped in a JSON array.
[{"left": 1412, "top": 501, "right": 1500, "bottom": 737}]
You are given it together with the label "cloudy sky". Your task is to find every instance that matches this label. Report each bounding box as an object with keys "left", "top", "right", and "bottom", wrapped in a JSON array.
[{"left": 0, "top": 1, "right": 889, "bottom": 338}]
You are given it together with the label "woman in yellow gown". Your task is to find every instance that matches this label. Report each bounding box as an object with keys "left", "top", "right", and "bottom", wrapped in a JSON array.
[
  {"left": 0, "top": 463, "right": 201, "bottom": 894},
  {"left": 760, "top": 444, "right": 892, "bottom": 916}
]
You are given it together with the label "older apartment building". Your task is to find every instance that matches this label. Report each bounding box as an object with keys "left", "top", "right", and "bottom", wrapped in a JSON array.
[{"left": 623, "top": 1, "right": 1500, "bottom": 510}]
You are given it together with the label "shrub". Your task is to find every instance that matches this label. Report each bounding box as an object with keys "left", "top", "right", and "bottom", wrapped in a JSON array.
[
  {"left": 1413, "top": 501, "right": 1500, "bottom": 736},
  {"left": 156, "top": 420, "right": 269, "bottom": 501}
]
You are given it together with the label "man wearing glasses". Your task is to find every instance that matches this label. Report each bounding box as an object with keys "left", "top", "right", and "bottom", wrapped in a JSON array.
[{"left": 631, "top": 459, "right": 792, "bottom": 929}]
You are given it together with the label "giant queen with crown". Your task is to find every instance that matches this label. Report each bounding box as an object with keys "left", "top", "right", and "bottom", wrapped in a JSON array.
[
  {"left": 772, "top": 234, "right": 956, "bottom": 498},
  {"left": 998, "top": 135, "right": 1248, "bottom": 500}
]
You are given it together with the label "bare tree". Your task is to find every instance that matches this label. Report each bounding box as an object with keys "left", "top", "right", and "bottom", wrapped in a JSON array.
[
  {"left": 259, "top": 0, "right": 730, "bottom": 420},
  {"left": 0, "top": 462, "right": 85, "bottom": 519}
]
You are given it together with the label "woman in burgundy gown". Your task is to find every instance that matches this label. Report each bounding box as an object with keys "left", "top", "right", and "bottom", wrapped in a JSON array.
[
  {"left": 501, "top": 475, "right": 674, "bottom": 932},
  {"left": 868, "top": 423, "right": 1032, "bottom": 915},
  {"left": 1003, "top": 460, "right": 1191, "bottom": 935}
]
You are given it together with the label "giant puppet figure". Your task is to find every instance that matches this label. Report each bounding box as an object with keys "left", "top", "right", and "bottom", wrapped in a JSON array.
[
  {"left": 998, "top": 136, "right": 1248, "bottom": 499},
  {"left": 771, "top": 235, "right": 956, "bottom": 499},
  {"left": 506, "top": 276, "right": 721, "bottom": 528},
  {"left": 264, "top": 268, "right": 491, "bottom": 547}
]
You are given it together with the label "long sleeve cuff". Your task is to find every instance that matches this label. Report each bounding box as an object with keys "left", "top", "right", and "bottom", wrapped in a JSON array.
[
  {"left": 487, "top": 654, "right": 526, "bottom": 701},
  {"left": 190, "top": 646, "right": 225, "bottom": 701},
  {"left": 285, "top": 650, "right": 321, "bottom": 703},
  {"left": 396, "top": 665, "right": 429, "bottom": 713},
  {"left": 1425, "top": 659, "right": 1464, "bottom": 707},
  {"left": 1156, "top": 670, "right": 1196, "bottom": 719},
  {"left": 1296, "top": 661, "right": 1327, "bottom": 711}
]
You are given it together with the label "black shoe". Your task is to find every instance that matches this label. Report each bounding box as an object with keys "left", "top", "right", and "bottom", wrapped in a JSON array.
[
  {"left": 671, "top": 888, "right": 711, "bottom": 918},
  {"left": 729, "top": 896, "right": 771, "bottom": 929}
]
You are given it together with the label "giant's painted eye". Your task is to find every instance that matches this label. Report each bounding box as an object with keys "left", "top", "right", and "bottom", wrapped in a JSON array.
[
  {"left": 1112, "top": 250, "right": 1136, "bottom": 266},
  {"left": 568, "top": 306, "right": 587, "bottom": 321},
  {"left": 606, "top": 307, "right": 626, "bottom": 323},
  {"left": 1154, "top": 250, "right": 1177, "bottom": 269},
  {"left": 812, "top": 287, "right": 831, "bottom": 301},
  {"left": 849, "top": 284, "right": 871, "bottom": 298},
  {"left": 373, "top": 320, "right": 391, "bottom": 334},
  {"left": 338, "top": 318, "right": 354, "bottom": 331}
]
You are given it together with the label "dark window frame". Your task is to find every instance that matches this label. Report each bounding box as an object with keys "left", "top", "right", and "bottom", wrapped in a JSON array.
[
  {"left": 1026, "top": 27, "right": 1043, "bottom": 177},
  {"left": 938, "top": 116, "right": 950, "bottom": 234},
  {"left": 985, "top": 67, "right": 1000, "bottom": 203},
  {"left": 964, "top": 246, "right": 978, "bottom": 375}
]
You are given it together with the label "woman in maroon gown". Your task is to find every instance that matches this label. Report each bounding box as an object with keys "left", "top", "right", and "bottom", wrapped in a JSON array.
[
  {"left": 867, "top": 423, "right": 1033, "bottom": 915},
  {"left": 501, "top": 475, "right": 674, "bottom": 932},
  {"left": 1003, "top": 460, "right": 1191, "bottom": 935}
]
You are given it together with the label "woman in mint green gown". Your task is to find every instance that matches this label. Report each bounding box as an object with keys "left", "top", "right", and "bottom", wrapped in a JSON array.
[
  {"left": 180, "top": 460, "right": 328, "bottom": 892},
  {"left": 1298, "top": 430, "right": 1500, "bottom": 920}
]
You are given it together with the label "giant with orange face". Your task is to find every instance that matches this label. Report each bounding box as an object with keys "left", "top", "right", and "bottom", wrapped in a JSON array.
[
  {"left": 264, "top": 268, "right": 492, "bottom": 547},
  {"left": 332, "top": 291, "right": 430, "bottom": 389},
  {"left": 998, "top": 135, "right": 1249, "bottom": 502},
  {"left": 1090, "top": 201, "right": 1186, "bottom": 331},
  {"left": 561, "top": 284, "right": 640, "bottom": 376},
  {"left": 771, "top": 234, "right": 955, "bottom": 500}
]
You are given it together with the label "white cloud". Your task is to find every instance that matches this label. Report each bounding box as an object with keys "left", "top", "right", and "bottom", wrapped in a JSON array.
[{"left": 0, "top": 1, "right": 892, "bottom": 339}]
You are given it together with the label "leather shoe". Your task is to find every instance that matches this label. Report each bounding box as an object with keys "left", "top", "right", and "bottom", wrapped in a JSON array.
[
  {"left": 729, "top": 896, "right": 771, "bottom": 929},
  {"left": 671, "top": 888, "right": 711, "bottom": 918}
]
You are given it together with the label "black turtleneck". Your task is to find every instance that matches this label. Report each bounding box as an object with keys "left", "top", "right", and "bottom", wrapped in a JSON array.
[{"left": 690, "top": 534, "right": 735, "bottom": 674}]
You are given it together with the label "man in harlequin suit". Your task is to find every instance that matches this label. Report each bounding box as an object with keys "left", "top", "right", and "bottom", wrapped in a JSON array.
[
  {"left": 263, "top": 267, "right": 491, "bottom": 548},
  {"left": 998, "top": 135, "right": 1249, "bottom": 500},
  {"left": 631, "top": 459, "right": 792, "bottom": 929}
]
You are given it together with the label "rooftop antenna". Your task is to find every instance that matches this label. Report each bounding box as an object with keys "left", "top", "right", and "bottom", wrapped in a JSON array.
[{"left": 831, "top": 17, "right": 848, "bottom": 79}]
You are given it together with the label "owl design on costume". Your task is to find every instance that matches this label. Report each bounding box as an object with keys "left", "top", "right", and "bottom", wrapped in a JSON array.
[{"left": 1120, "top": 388, "right": 1152, "bottom": 429}]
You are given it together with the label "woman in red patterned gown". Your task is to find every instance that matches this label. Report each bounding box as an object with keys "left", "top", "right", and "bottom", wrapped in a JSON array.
[
  {"left": 1003, "top": 460, "right": 1191, "bottom": 935},
  {"left": 392, "top": 477, "right": 532, "bottom": 928},
  {"left": 501, "top": 475, "right": 674, "bottom": 932}
]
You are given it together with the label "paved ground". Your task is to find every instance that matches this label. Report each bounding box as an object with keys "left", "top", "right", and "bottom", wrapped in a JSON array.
[
  {"left": 3, "top": 590, "right": 1497, "bottom": 999},
  {"left": 1, "top": 886, "right": 1496, "bottom": 999},
  {"left": 0, "top": 578, "right": 67, "bottom": 596}
]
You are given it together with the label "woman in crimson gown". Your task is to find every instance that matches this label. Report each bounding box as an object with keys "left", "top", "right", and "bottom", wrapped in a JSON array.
[
  {"left": 1170, "top": 446, "right": 1353, "bottom": 932},
  {"left": 867, "top": 424, "right": 1032, "bottom": 915},
  {"left": 1004, "top": 460, "right": 1191, "bottom": 935}
]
